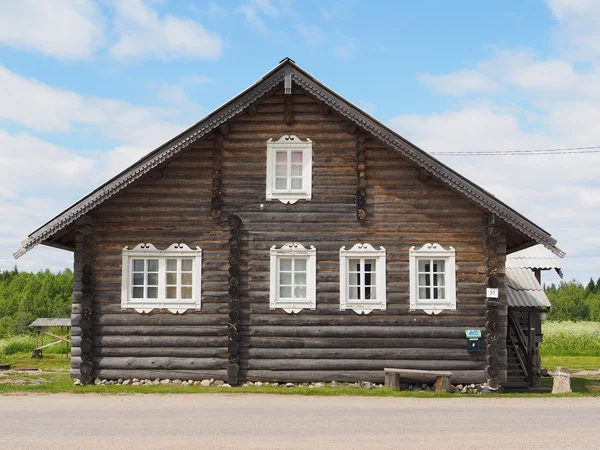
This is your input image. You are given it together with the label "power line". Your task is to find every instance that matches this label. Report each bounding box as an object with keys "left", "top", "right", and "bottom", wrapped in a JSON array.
[{"left": 429, "top": 145, "right": 600, "bottom": 156}]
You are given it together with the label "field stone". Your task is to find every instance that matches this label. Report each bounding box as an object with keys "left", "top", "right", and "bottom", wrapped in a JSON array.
[
  {"left": 214, "top": 380, "right": 224, "bottom": 386},
  {"left": 73, "top": 379, "right": 81, "bottom": 386},
  {"left": 314, "top": 382, "right": 325, "bottom": 388},
  {"left": 153, "top": 380, "right": 160, "bottom": 385},
  {"left": 272, "top": 383, "right": 279, "bottom": 387},
  {"left": 552, "top": 367, "right": 572, "bottom": 394},
  {"left": 160, "top": 379, "right": 171, "bottom": 385},
  {"left": 200, "top": 379, "right": 211, "bottom": 387},
  {"left": 182, "top": 381, "right": 189, "bottom": 386},
  {"left": 117, "top": 378, "right": 123, "bottom": 384},
  {"left": 285, "top": 383, "right": 294, "bottom": 388},
  {"left": 173, "top": 379, "right": 182, "bottom": 385},
  {"left": 132, "top": 378, "right": 139, "bottom": 383},
  {"left": 254, "top": 381, "right": 263, "bottom": 387},
  {"left": 222, "top": 383, "right": 231, "bottom": 388},
  {"left": 132, "top": 382, "right": 140, "bottom": 386},
  {"left": 193, "top": 381, "right": 201, "bottom": 386}
]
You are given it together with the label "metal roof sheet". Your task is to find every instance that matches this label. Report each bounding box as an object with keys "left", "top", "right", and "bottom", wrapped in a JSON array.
[
  {"left": 506, "top": 244, "right": 563, "bottom": 270},
  {"left": 29, "top": 318, "right": 71, "bottom": 327},
  {"left": 506, "top": 268, "right": 551, "bottom": 309}
]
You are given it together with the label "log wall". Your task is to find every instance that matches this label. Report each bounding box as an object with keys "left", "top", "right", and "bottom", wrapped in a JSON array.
[{"left": 73, "top": 86, "right": 504, "bottom": 384}]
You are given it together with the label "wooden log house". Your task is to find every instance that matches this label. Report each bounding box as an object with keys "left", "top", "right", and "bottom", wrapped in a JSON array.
[{"left": 15, "top": 59, "right": 564, "bottom": 387}]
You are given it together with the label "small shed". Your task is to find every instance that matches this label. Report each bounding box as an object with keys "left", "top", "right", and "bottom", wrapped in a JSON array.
[{"left": 29, "top": 318, "right": 71, "bottom": 358}]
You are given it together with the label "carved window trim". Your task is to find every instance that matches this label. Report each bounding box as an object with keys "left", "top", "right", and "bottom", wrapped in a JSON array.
[
  {"left": 266, "top": 135, "right": 312, "bottom": 204},
  {"left": 339, "top": 243, "right": 387, "bottom": 315},
  {"left": 269, "top": 243, "right": 317, "bottom": 314},
  {"left": 409, "top": 243, "right": 456, "bottom": 315},
  {"left": 121, "top": 243, "right": 202, "bottom": 314}
]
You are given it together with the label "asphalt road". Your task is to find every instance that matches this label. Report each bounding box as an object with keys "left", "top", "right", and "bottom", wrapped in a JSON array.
[{"left": 1, "top": 394, "right": 599, "bottom": 449}]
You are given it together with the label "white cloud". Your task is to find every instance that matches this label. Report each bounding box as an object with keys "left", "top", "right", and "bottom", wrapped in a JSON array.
[
  {"left": 237, "top": 0, "right": 280, "bottom": 33},
  {"left": 417, "top": 70, "right": 501, "bottom": 97},
  {"left": 110, "top": 0, "right": 223, "bottom": 60},
  {"left": 546, "top": 0, "right": 600, "bottom": 61},
  {"left": 0, "top": 0, "right": 104, "bottom": 60},
  {"left": 0, "top": 131, "right": 97, "bottom": 188},
  {"left": 0, "top": 64, "right": 188, "bottom": 148}
]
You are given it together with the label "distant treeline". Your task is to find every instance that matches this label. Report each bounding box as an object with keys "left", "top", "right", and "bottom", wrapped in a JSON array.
[
  {"left": 0, "top": 268, "right": 73, "bottom": 337},
  {"left": 545, "top": 278, "right": 600, "bottom": 322}
]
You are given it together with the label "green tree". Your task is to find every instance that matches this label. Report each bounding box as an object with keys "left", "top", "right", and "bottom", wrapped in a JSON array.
[
  {"left": 585, "top": 278, "right": 596, "bottom": 296},
  {"left": 546, "top": 280, "right": 589, "bottom": 321}
]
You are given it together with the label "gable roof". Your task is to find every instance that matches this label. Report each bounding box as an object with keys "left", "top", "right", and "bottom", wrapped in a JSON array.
[
  {"left": 506, "top": 244, "right": 563, "bottom": 275},
  {"left": 14, "top": 58, "right": 563, "bottom": 259}
]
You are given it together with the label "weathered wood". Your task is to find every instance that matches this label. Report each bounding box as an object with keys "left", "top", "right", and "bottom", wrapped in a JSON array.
[
  {"left": 434, "top": 375, "right": 451, "bottom": 393},
  {"left": 77, "top": 88, "right": 492, "bottom": 385},
  {"left": 384, "top": 372, "right": 401, "bottom": 389}
]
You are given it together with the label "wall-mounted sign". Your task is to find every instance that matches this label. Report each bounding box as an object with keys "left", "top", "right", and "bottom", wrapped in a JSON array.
[{"left": 486, "top": 288, "right": 499, "bottom": 298}]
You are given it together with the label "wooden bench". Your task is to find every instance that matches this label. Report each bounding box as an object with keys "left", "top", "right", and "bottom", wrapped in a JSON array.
[{"left": 384, "top": 368, "right": 453, "bottom": 393}]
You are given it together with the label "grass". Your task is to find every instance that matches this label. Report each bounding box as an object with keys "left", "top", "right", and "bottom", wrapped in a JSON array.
[
  {"left": 1, "top": 352, "right": 599, "bottom": 397},
  {"left": 0, "top": 334, "right": 69, "bottom": 364},
  {"left": 541, "top": 321, "right": 600, "bottom": 357},
  {"left": 542, "top": 355, "right": 600, "bottom": 372}
]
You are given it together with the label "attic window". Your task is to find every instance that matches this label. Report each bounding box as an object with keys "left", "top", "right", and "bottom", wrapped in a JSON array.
[
  {"left": 409, "top": 243, "right": 456, "bottom": 315},
  {"left": 121, "top": 243, "right": 202, "bottom": 314},
  {"left": 266, "top": 135, "right": 312, "bottom": 204}
]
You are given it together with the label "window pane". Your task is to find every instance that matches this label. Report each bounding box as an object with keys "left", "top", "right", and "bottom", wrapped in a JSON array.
[
  {"left": 349, "top": 259, "right": 360, "bottom": 272},
  {"left": 276, "top": 151, "right": 287, "bottom": 163},
  {"left": 364, "top": 259, "right": 376, "bottom": 272},
  {"left": 181, "top": 259, "right": 193, "bottom": 272},
  {"left": 290, "top": 178, "right": 302, "bottom": 190},
  {"left": 365, "top": 286, "right": 375, "bottom": 300},
  {"left": 294, "top": 259, "right": 307, "bottom": 271},
  {"left": 349, "top": 272, "right": 359, "bottom": 286},
  {"left": 181, "top": 272, "right": 193, "bottom": 285},
  {"left": 438, "top": 288, "right": 445, "bottom": 299},
  {"left": 147, "top": 287, "right": 158, "bottom": 299},
  {"left": 275, "top": 178, "right": 287, "bottom": 190},
  {"left": 419, "top": 287, "right": 429, "bottom": 299},
  {"left": 166, "top": 259, "right": 177, "bottom": 271},
  {"left": 133, "top": 273, "right": 144, "bottom": 285},
  {"left": 418, "top": 259, "right": 430, "bottom": 272},
  {"left": 434, "top": 274, "right": 445, "bottom": 288},
  {"left": 295, "top": 272, "right": 306, "bottom": 286},
  {"left": 349, "top": 286, "right": 359, "bottom": 300},
  {"left": 418, "top": 273, "right": 430, "bottom": 287},
  {"left": 166, "top": 286, "right": 177, "bottom": 299},
  {"left": 279, "top": 272, "right": 292, "bottom": 286},
  {"left": 291, "top": 164, "right": 303, "bottom": 176},
  {"left": 294, "top": 286, "right": 306, "bottom": 298},
  {"left": 181, "top": 287, "right": 192, "bottom": 299},
  {"left": 276, "top": 164, "right": 287, "bottom": 176},
  {"left": 132, "top": 259, "right": 144, "bottom": 272},
  {"left": 433, "top": 260, "right": 445, "bottom": 272},
  {"left": 147, "top": 259, "right": 159, "bottom": 272},
  {"left": 166, "top": 272, "right": 177, "bottom": 285},
  {"left": 133, "top": 287, "right": 144, "bottom": 298},
  {"left": 279, "top": 286, "right": 292, "bottom": 298},
  {"left": 147, "top": 273, "right": 158, "bottom": 286},
  {"left": 280, "top": 259, "right": 292, "bottom": 271},
  {"left": 291, "top": 151, "right": 303, "bottom": 163},
  {"left": 364, "top": 272, "right": 372, "bottom": 286}
]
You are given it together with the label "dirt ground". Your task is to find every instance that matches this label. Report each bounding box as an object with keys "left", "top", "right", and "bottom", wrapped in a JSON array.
[{"left": 1, "top": 394, "right": 599, "bottom": 449}]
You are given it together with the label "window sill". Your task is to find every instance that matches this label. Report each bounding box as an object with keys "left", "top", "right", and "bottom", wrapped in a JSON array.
[
  {"left": 266, "top": 192, "right": 311, "bottom": 204},
  {"left": 410, "top": 303, "right": 455, "bottom": 315},
  {"left": 341, "top": 301, "right": 386, "bottom": 315}
]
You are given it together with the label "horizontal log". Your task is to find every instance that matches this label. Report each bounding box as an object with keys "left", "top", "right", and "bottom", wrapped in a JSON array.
[
  {"left": 72, "top": 325, "right": 228, "bottom": 337},
  {"left": 72, "top": 335, "right": 228, "bottom": 348},
  {"left": 245, "top": 315, "right": 486, "bottom": 327},
  {"left": 244, "top": 326, "right": 478, "bottom": 339},
  {"left": 73, "top": 346, "right": 229, "bottom": 359},
  {"left": 92, "top": 357, "right": 228, "bottom": 370},
  {"left": 242, "top": 348, "right": 486, "bottom": 360},
  {"left": 241, "top": 369, "right": 487, "bottom": 384},
  {"left": 241, "top": 337, "right": 471, "bottom": 349},
  {"left": 79, "top": 369, "right": 228, "bottom": 381},
  {"left": 243, "top": 359, "right": 485, "bottom": 371}
]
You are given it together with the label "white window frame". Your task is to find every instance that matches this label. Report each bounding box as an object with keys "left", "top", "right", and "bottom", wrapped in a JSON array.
[
  {"left": 409, "top": 243, "right": 456, "bottom": 315},
  {"left": 121, "top": 243, "right": 202, "bottom": 314},
  {"left": 269, "top": 243, "right": 317, "bottom": 313},
  {"left": 339, "top": 243, "right": 387, "bottom": 315},
  {"left": 266, "top": 135, "right": 312, "bottom": 204}
]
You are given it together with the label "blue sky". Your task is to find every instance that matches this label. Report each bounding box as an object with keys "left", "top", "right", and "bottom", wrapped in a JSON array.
[{"left": 1, "top": 0, "right": 599, "bottom": 285}]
